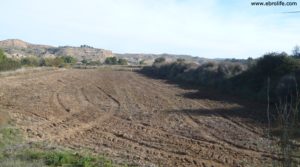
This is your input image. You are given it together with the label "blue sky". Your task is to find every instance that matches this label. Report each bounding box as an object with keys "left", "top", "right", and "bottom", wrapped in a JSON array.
[{"left": 0, "top": 0, "right": 299, "bottom": 58}]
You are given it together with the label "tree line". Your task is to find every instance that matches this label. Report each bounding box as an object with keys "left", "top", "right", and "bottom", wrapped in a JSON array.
[{"left": 0, "top": 49, "right": 77, "bottom": 71}]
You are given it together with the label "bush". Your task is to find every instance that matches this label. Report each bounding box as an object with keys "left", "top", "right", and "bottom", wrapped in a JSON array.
[
  {"left": 81, "top": 59, "right": 88, "bottom": 64},
  {"left": 20, "top": 57, "right": 39, "bottom": 67},
  {"left": 44, "top": 57, "right": 65, "bottom": 67},
  {"left": 154, "top": 57, "right": 166, "bottom": 64},
  {"left": 15, "top": 150, "right": 118, "bottom": 167},
  {"left": 0, "top": 49, "right": 21, "bottom": 71},
  {"left": 60, "top": 56, "right": 77, "bottom": 65},
  {"left": 142, "top": 60, "right": 246, "bottom": 88},
  {"left": 229, "top": 52, "right": 300, "bottom": 101},
  {"left": 141, "top": 52, "right": 300, "bottom": 102},
  {"left": 87, "top": 61, "right": 101, "bottom": 66},
  {"left": 118, "top": 58, "right": 128, "bottom": 65},
  {"left": 104, "top": 57, "right": 128, "bottom": 65},
  {"left": 104, "top": 57, "right": 118, "bottom": 65}
]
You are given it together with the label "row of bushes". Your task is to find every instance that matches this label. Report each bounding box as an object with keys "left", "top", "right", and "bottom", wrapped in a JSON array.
[
  {"left": 229, "top": 53, "right": 300, "bottom": 101},
  {"left": 20, "top": 56, "right": 77, "bottom": 67},
  {"left": 0, "top": 49, "right": 78, "bottom": 71},
  {"left": 142, "top": 58, "right": 247, "bottom": 88},
  {"left": 141, "top": 52, "right": 300, "bottom": 102}
]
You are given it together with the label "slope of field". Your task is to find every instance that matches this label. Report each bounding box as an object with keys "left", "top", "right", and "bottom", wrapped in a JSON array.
[{"left": 0, "top": 68, "right": 273, "bottom": 167}]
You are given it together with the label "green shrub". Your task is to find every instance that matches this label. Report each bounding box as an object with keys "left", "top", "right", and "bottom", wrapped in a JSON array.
[
  {"left": 153, "top": 57, "right": 166, "bottom": 64},
  {"left": 44, "top": 57, "right": 65, "bottom": 67},
  {"left": 20, "top": 57, "right": 39, "bottom": 67},
  {"left": 104, "top": 57, "right": 118, "bottom": 65},
  {"left": 87, "top": 61, "right": 101, "bottom": 66},
  {"left": 0, "top": 49, "right": 21, "bottom": 71},
  {"left": 38, "top": 58, "right": 46, "bottom": 66},
  {"left": 60, "top": 56, "right": 77, "bottom": 65},
  {"left": 118, "top": 58, "right": 128, "bottom": 65},
  {"left": 104, "top": 57, "right": 128, "bottom": 65},
  {"left": 141, "top": 52, "right": 300, "bottom": 102},
  {"left": 81, "top": 59, "right": 88, "bottom": 64},
  {"left": 142, "top": 60, "right": 246, "bottom": 88},
  {"left": 0, "top": 49, "right": 6, "bottom": 62},
  {"left": 229, "top": 52, "right": 300, "bottom": 101},
  {"left": 16, "top": 150, "right": 119, "bottom": 167}
]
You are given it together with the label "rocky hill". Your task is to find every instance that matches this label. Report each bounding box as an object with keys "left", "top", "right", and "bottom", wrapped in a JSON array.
[
  {"left": 0, "top": 39, "right": 207, "bottom": 64},
  {"left": 0, "top": 39, "right": 113, "bottom": 62}
]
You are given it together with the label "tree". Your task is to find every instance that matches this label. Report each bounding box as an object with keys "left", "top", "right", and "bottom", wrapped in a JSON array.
[
  {"left": 61, "top": 56, "right": 77, "bottom": 64},
  {"left": 139, "top": 60, "right": 146, "bottom": 65},
  {"left": 154, "top": 57, "right": 166, "bottom": 64},
  {"left": 104, "top": 57, "right": 118, "bottom": 65},
  {"left": 292, "top": 45, "right": 300, "bottom": 57},
  {"left": 118, "top": 58, "right": 128, "bottom": 65},
  {"left": 176, "top": 58, "right": 185, "bottom": 63},
  {"left": 0, "top": 49, "right": 8, "bottom": 62},
  {"left": 81, "top": 59, "right": 88, "bottom": 64}
]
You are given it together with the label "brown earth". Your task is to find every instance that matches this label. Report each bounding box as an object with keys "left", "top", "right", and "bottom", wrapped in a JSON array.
[{"left": 0, "top": 68, "right": 273, "bottom": 166}]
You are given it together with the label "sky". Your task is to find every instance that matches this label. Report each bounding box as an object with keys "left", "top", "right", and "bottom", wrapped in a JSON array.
[{"left": 0, "top": 0, "right": 299, "bottom": 58}]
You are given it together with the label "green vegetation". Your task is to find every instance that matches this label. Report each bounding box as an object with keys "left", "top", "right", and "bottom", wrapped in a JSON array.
[
  {"left": 104, "top": 57, "right": 118, "bottom": 65},
  {"left": 0, "top": 127, "right": 23, "bottom": 157},
  {"left": 104, "top": 57, "right": 128, "bottom": 65},
  {"left": 142, "top": 58, "right": 246, "bottom": 90},
  {"left": 14, "top": 150, "right": 118, "bottom": 167},
  {"left": 60, "top": 56, "right": 77, "bottom": 65},
  {"left": 0, "top": 49, "right": 131, "bottom": 72},
  {"left": 117, "top": 58, "right": 128, "bottom": 65},
  {"left": 0, "top": 48, "right": 78, "bottom": 71},
  {"left": 43, "top": 56, "right": 77, "bottom": 67},
  {"left": 0, "top": 49, "right": 21, "bottom": 71},
  {"left": 153, "top": 57, "right": 166, "bottom": 64},
  {"left": 139, "top": 60, "right": 146, "bottom": 65},
  {"left": 142, "top": 52, "right": 300, "bottom": 102},
  {"left": 87, "top": 61, "right": 102, "bottom": 66},
  {"left": 229, "top": 52, "right": 300, "bottom": 101},
  {"left": 0, "top": 115, "right": 127, "bottom": 167},
  {"left": 20, "top": 57, "right": 39, "bottom": 67}
]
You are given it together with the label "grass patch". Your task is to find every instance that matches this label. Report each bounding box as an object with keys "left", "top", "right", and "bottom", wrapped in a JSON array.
[
  {"left": 14, "top": 150, "right": 119, "bottom": 167},
  {"left": 0, "top": 111, "right": 127, "bottom": 167},
  {"left": 0, "top": 127, "right": 22, "bottom": 150}
]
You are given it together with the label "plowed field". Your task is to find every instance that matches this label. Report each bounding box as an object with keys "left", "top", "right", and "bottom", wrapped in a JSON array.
[{"left": 0, "top": 68, "right": 272, "bottom": 167}]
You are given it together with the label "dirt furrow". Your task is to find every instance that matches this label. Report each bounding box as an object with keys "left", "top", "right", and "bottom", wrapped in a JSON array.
[{"left": 0, "top": 69, "right": 272, "bottom": 167}]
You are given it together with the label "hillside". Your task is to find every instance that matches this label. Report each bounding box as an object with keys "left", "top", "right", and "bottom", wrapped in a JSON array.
[
  {"left": 0, "top": 39, "right": 207, "bottom": 64},
  {"left": 0, "top": 39, "right": 113, "bottom": 62}
]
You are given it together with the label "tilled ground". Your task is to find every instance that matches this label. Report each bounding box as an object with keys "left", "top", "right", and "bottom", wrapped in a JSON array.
[{"left": 0, "top": 68, "right": 273, "bottom": 166}]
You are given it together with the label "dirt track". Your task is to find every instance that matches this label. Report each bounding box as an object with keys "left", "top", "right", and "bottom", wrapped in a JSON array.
[{"left": 0, "top": 68, "right": 272, "bottom": 166}]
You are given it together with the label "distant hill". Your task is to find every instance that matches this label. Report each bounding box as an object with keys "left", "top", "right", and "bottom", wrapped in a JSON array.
[
  {"left": 0, "top": 39, "right": 208, "bottom": 64},
  {"left": 0, "top": 39, "right": 113, "bottom": 62},
  {"left": 114, "top": 53, "right": 207, "bottom": 65}
]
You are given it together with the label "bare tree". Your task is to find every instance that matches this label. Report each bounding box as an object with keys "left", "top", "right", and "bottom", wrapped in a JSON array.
[
  {"left": 292, "top": 45, "right": 300, "bottom": 57},
  {"left": 269, "top": 76, "right": 300, "bottom": 167}
]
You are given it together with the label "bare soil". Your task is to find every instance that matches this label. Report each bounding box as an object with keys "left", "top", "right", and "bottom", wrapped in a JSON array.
[{"left": 0, "top": 68, "right": 273, "bottom": 167}]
